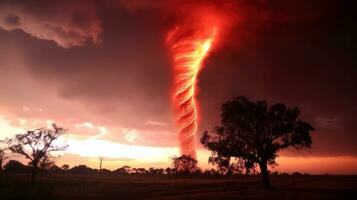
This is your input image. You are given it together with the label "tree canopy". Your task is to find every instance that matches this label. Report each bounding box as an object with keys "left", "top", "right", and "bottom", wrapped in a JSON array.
[
  {"left": 172, "top": 155, "right": 198, "bottom": 175},
  {"left": 201, "top": 96, "right": 314, "bottom": 188},
  {"left": 0, "top": 144, "right": 8, "bottom": 172},
  {"left": 5, "top": 124, "right": 68, "bottom": 184}
]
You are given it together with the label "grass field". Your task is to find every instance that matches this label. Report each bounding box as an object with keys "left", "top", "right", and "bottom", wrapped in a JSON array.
[{"left": 1, "top": 174, "right": 356, "bottom": 200}]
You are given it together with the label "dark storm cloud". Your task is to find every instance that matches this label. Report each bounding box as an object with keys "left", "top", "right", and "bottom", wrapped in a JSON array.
[
  {"left": 0, "top": 0, "right": 355, "bottom": 155},
  {"left": 0, "top": 3, "right": 174, "bottom": 133},
  {"left": 0, "top": 0, "right": 102, "bottom": 48},
  {"left": 199, "top": 0, "right": 357, "bottom": 156},
  {"left": 4, "top": 13, "right": 20, "bottom": 26}
]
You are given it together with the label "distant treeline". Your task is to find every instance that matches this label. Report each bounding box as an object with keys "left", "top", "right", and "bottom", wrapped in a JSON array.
[{"left": 1, "top": 159, "right": 311, "bottom": 176}]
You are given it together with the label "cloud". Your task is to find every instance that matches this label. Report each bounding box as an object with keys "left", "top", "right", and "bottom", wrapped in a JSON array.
[
  {"left": 123, "top": 129, "right": 139, "bottom": 143},
  {"left": 315, "top": 116, "right": 341, "bottom": 129},
  {"left": 74, "top": 122, "right": 110, "bottom": 139},
  {"left": 96, "top": 126, "right": 109, "bottom": 138},
  {"left": 75, "top": 122, "right": 94, "bottom": 129},
  {"left": 0, "top": 0, "right": 102, "bottom": 48},
  {"left": 22, "top": 106, "right": 30, "bottom": 112},
  {"left": 17, "top": 118, "right": 26, "bottom": 125},
  {"left": 145, "top": 120, "right": 167, "bottom": 126},
  {"left": 0, "top": 115, "right": 25, "bottom": 139}
]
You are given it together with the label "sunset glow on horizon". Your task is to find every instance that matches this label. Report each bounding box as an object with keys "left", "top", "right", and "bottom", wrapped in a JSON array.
[{"left": 1, "top": 116, "right": 357, "bottom": 174}]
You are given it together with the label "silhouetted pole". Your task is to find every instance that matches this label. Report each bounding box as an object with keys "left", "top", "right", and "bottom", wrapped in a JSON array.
[{"left": 99, "top": 157, "right": 103, "bottom": 173}]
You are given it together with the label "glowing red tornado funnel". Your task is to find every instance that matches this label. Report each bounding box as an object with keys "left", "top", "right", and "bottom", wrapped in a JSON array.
[{"left": 166, "top": 19, "right": 219, "bottom": 158}]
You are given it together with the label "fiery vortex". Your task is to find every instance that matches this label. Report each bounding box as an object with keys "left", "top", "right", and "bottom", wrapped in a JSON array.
[{"left": 167, "top": 23, "right": 218, "bottom": 158}]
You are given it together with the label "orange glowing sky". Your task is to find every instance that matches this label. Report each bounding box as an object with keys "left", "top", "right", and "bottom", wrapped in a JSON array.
[{"left": 0, "top": 0, "right": 356, "bottom": 174}]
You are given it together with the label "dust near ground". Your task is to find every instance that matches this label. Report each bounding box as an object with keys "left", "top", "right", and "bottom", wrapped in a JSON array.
[{"left": 1, "top": 174, "right": 356, "bottom": 200}]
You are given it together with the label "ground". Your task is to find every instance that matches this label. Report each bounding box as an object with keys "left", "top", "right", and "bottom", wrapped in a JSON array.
[{"left": 1, "top": 174, "right": 356, "bottom": 200}]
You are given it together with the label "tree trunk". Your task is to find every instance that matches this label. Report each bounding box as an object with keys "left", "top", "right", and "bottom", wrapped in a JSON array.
[
  {"left": 259, "top": 161, "right": 271, "bottom": 189},
  {"left": 31, "top": 164, "right": 38, "bottom": 186}
]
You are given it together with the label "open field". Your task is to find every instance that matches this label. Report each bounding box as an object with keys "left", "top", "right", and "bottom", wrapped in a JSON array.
[{"left": 1, "top": 174, "right": 356, "bottom": 200}]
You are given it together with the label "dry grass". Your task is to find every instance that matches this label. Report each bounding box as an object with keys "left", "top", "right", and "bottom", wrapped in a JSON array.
[{"left": 1, "top": 174, "right": 356, "bottom": 200}]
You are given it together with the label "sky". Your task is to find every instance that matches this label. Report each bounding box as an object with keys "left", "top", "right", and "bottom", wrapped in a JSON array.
[{"left": 0, "top": 0, "right": 356, "bottom": 174}]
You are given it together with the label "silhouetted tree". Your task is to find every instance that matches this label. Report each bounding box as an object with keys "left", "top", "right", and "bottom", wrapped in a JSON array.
[
  {"left": 38, "top": 155, "right": 58, "bottom": 175},
  {"left": 0, "top": 143, "right": 8, "bottom": 172},
  {"left": 193, "top": 168, "right": 202, "bottom": 175},
  {"left": 5, "top": 124, "right": 68, "bottom": 185},
  {"left": 149, "top": 167, "right": 156, "bottom": 174},
  {"left": 48, "top": 164, "right": 61, "bottom": 173},
  {"left": 157, "top": 168, "right": 165, "bottom": 175},
  {"left": 68, "top": 165, "right": 97, "bottom": 174},
  {"left": 165, "top": 167, "right": 175, "bottom": 175},
  {"left": 208, "top": 155, "right": 251, "bottom": 175},
  {"left": 4, "top": 160, "right": 30, "bottom": 173},
  {"left": 203, "top": 169, "right": 211, "bottom": 176},
  {"left": 203, "top": 168, "right": 219, "bottom": 176},
  {"left": 100, "top": 168, "right": 111, "bottom": 174},
  {"left": 62, "top": 164, "right": 70, "bottom": 171},
  {"left": 292, "top": 172, "right": 303, "bottom": 176},
  {"left": 135, "top": 168, "right": 147, "bottom": 174},
  {"left": 201, "top": 96, "right": 314, "bottom": 188},
  {"left": 172, "top": 155, "right": 198, "bottom": 175},
  {"left": 208, "top": 155, "right": 230, "bottom": 175},
  {"left": 114, "top": 167, "right": 126, "bottom": 175},
  {"left": 115, "top": 166, "right": 131, "bottom": 175},
  {"left": 0, "top": 151, "right": 4, "bottom": 172},
  {"left": 271, "top": 170, "right": 279, "bottom": 176},
  {"left": 148, "top": 168, "right": 164, "bottom": 175},
  {"left": 39, "top": 155, "right": 55, "bottom": 170},
  {"left": 122, "top": 166, "right": 131, "bottom": 173}
]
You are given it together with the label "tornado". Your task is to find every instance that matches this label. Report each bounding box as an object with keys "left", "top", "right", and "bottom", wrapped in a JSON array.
[{"left": 166, "top": 13, "right": 221, "bottom": 158}]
